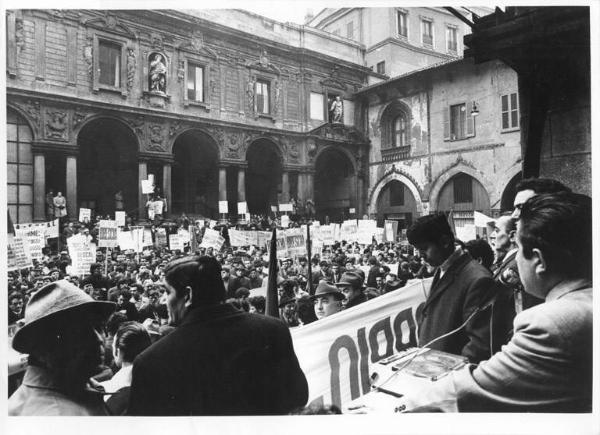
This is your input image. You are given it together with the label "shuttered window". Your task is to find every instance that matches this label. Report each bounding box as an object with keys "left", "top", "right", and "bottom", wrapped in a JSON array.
[
  {"left": 501, "top": 92, "right": 519, "bottom": 130},
  {"left": 453, "top": 174, "right": 473, "bottom": 204}
]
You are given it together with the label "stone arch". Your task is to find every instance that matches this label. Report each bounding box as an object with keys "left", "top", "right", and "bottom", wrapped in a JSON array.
[
  {"left": 377, "top": 99, "right": 413, "bottom": 149},
  {"left": 76, "top": 114, "right": 141, "bottom": 152},
  {"left": 245, "top": 136, "right": 284, "bottom": 165},
  {"left": 428, "top": 163, "right": 492, "bottom": 212},
  {"left": 312, "top": 144, "right": 357, "bottom": 174},
  {"left": 7, "top": 103, "right": 40, "bottom": 141},
  {"left": 314, "top": 145, "right": 357, "bottom": 221},
  {"left": 168, "top": 127, "right": 221, "bottom": 159},
  {"left": 368, "top": 169, "right": 424, "bottom": 216},
  {"left": 493, "top": 162, "right": 522, "bottom": 209}
]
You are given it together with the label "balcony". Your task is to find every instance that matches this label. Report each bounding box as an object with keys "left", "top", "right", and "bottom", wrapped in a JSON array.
[{"left": 381, "top": 145, "right": 411, "bottom": 162}]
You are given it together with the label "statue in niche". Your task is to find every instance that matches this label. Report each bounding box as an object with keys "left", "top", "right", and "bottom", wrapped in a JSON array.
[
  {"left": 329, "top": 96, "right": 343, "bottom": 123},
  {"left": 149, "top": 53, "right": 167, "bottom": 93}
]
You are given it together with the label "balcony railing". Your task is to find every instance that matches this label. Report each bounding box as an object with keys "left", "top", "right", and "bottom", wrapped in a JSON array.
[{"left": 381, "top": 145, "right": 411, "bottom": 162}]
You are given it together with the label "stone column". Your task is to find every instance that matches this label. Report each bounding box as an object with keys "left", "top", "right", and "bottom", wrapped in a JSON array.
[
  {"left": 163, "top": 162, "right": 171, "bottom": 216},
  {"left": 219, "top": 166, "right": 227, "bottom": 202},
  {"left": 33, "top": 153, "right": 46, "bottom": 221},
  {"left": 237, "top": 166, "right": 246, "bottom": 202},
  {"left": 138, "top": 161, "right": 147, "bottom": 220},
  {"left": 65, "top": 156, "right": 77, "bottom": 220},
  {"left": 281, "top": 171, "right": 290, "bottom": 203},
  {"left": 297, "top": 172, "right": 306, "bottom": 204},
  {"left": 306, "top": 172, "right": 314, "bottom": 201}
]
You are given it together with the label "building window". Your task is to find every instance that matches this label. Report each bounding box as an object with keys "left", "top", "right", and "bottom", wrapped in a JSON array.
[
  {"left": 390, "top": 182, "right": 405, "bottom": 206},
  {"left": 397, "top": 11, "right": 408, "bottom": 37},
  {"left": 255, "top": 80, "right": 270, "bottom": 114},
  {"left": 450, "top": 103, "right": 466, "bottom": 140},
  {"left": 7, "top": 110, "right": 34, "bottom": 223},
  {"left": 376, "top": 61, "right": 386, "bottom": 75},
  {"left": 392, "top": 114, "right": 407, "bottom": 147},
  {"left": 187, "top": 63, "right": 204, "bottom": 102},
  {"left": 446, "top": 26, "right": 457, "bottom": 52},
  {"left": 346, "top": 21, "right": 354, "bottom": 39},
  {"left": 453, "top": 174, "right": 473, "bottom": 204},
  {"left": 99, "top": 40, "right": 121, "bottom": 87},
  {"left": 422, "top": 19, "right": 433, "bottom": 46},
  {"left": 502, "top": 92, "right": 519, "bottom": 130},
  {"left": 310, "top": 92, "right": 325, "bottom": 121}
]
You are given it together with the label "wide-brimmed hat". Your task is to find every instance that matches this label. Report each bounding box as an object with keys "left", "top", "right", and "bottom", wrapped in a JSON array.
[
  {"left": 12, "top": 280, "right": 115, "bottom": 354},
  {"left": 310, "top": 281, "right": 344, "bottom": 301},
  {"left": 335, "top": 271, "right": 365, "bottom": 289}
]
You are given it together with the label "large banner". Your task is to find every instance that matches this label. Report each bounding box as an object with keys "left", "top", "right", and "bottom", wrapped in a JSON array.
[
  {"left": 14, "top": 219, "right": 59, "bottom": 240},
  {"left": 200, "top": 228, "right": 225, "bottom": 251},
  {"left": 291, "top": 278, "right": 430, "bottom": 409},
  {"left": 14, "top": 226, "right": 44, "bottom": 262}
]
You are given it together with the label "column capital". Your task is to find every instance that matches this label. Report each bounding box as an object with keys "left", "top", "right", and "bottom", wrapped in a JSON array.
[{"left": 32, "top": 142, "right": 78, "bottom": 156}]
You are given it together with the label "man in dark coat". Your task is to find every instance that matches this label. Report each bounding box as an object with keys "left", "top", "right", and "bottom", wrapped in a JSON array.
[
  {"left": 128, "top": 256, "right": 308, "bottom": 416},
  {"left": 336, "top": 271, "right": 367, "bottom": 310},
  {"left": 407, "top": 213, "right": 504, "bottom": 364}
]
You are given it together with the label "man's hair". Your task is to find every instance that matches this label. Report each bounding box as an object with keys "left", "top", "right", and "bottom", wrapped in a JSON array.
[
  {"left": 114, "top": 321, "right": 152, "bottom": 363},
  {"left": 407, "top": 212, "right": 454, "bottom": 246},
  {"left": 464, "top": 239, "right": 494, "bottom": 270},
  {"left": 518, "top": 192, "right": 591, "bottom": 280},
  {"left": 164, "top": 255, "right": 226, "bottom": 306},
  {"left": 515, "top": 177, "right": 571, "bottom": 195}
]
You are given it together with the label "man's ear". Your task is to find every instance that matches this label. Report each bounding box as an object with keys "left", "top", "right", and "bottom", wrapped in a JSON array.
[
  {"left": 531, "top": 248, "right": 547, "bottom": 275},
  {"left": 508, "top": 229, "right": 517, "bottom": 244},
  {"left": 184, "top": 286, "right": 193, "bottom": 307}
]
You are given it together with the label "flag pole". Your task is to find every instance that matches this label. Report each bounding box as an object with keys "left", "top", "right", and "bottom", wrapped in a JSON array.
[
  {"left": 265, "top": 226, "right": 279, "bottom": 318},
  {"left": 306, "top": 221, "right": 314, "bottom": 295}
]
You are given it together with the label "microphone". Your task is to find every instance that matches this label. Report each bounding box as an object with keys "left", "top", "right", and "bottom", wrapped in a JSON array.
[{"left": 371, "top": 300, "right": 495, "bottom": 391}]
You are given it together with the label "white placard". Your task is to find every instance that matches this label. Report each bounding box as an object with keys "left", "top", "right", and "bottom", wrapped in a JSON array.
[
  {"left": 218, "top": 201, "right": 229, "bottom": 214},
  {"left": 349, "top": 208, "right": 356, "bottom": 214},
  {"left": 98, "top": 220, "right": 118, "bottom": 248},
  {"left": 281, "top": 215, "right": 290, "bottom": 228},
  {"left": 79, "top": 208, "right": 91, "bottom": 222},
  {"left": 279, "top": 203, "right": 293, "bottom": 212},
  {"left": 169, "top": 234, "right": 184, "bottom": 251},
  {"left": 141, "top": 179, "right": 154, "bottom": 194},
  {"left": 115, "top": 211, "right": 126, "bottom": 227},
  {"left": 238, "top": 201, "right": 247, "bottom": 214}
]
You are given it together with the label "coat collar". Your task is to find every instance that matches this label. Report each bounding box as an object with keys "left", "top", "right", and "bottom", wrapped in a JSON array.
[
  {"left": 424, "top": 251, "right": 472, "bottom": 309},
  {"left": 545, "top": 278, "right": 592, "bottom": 302},
  {"left": 180, "top": 302, "right": 241, "bottom": 327}
]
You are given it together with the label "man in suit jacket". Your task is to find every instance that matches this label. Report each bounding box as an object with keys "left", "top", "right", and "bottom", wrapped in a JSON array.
[
  {"left": 407, "top": 213, "right": 502, "bottom": 364},
  {"left": 394, "top": 192, "right": 593, "bottom": 412},
  {"left": 128, "top": 256, "right": 308, "bottom": 416}
]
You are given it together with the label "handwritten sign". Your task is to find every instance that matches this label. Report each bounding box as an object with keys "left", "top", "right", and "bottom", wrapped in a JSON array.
[
  {"left": 115, "top": 211, "right": 126, "bottom": 227},
  {"left": 200, "top": 228, "right": 225, "bottom": 251},
  {"left": 79, "top": 208, "right": 91, "bottom": 223},
  {"left": 98, "top": 220, "right": 118, "bottom": 248},
  {"left": 218, "top": 201, "right": 229, "bottom": 214},
  {"left": 7, "top": 234, "right": 32, "bottom": 271}
]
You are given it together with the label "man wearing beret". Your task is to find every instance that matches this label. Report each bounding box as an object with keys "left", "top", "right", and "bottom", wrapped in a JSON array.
[
  {"left": 128, "top": 255, "right": 308, "bottom": 415},
  {"left": 9, "top": 281, "right": 116, "bottom": 415},
  {"left": 311, "top": 281, "right": 344, "bottom": 320}
]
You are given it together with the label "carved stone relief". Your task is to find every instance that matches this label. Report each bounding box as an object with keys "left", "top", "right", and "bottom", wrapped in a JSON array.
[
  {"left": 83, "top": 36, "right": 93, "bottom": 78},
  {"left": 126, "top": 47, "right": 136, "bottom": 91},
  {"left": 15, "top": 18, "right": 25, "bottom": 53},
  {"left": 45, "top": 110, "right": 68, "bottom": 140},
  {"left": 148, "top": 123, "right": 166, "bottom": 151}
]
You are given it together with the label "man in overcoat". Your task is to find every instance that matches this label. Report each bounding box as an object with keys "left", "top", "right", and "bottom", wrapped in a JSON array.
[
  {"left": 128, "top": 255, "right": 308, "bottom": 415},
  {"left": 407, "top": 213, "right": 502, "bottom": 363}
]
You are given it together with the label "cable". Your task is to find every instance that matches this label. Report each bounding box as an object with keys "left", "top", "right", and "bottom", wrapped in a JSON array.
[{"left": 372, "top": 301, "right": 494, "bottom": 392}]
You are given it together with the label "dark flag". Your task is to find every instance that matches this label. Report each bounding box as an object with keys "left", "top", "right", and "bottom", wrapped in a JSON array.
[
  {"left": 7, "top": 209, "right": 15, "bottom": 235},
  {"left": 306, "top": 222, "right": 314, "bottom": 295},
  {"left": 265, "top": 226, "right": 279, "bottom": 318}
]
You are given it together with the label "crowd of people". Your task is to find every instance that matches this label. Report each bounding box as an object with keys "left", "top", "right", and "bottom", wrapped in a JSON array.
[{"left": 6, "top": 177, "right": 593, "bottom": 415}]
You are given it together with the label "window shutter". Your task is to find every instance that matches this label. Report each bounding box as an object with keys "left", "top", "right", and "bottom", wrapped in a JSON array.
[
  {"left": 466, "top": 101, "right": 475, "bottom": 137},
  {"left": 443, "top": 106, "right": 450, "bottom": 140}
]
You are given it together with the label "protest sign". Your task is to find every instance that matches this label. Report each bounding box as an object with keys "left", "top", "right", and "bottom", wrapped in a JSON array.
[
  {"left": 332, "top": 223, "right": 341, "bottom": 242},
  {"left": 340, "top": 220, "right": 358, "bottom": 243},
  {"left": 98, "top": 220, "right": 118, "bottom": 248},
  {"left": 320, "top": 225, "right": 335, "bottom": 245},
  {"left": 357, "top": 220, "right": 377, "bottom": 245},
  {"left": 7, "top": 234, "right": 32, "bottom": 271},
  {"left": 257, "top": 231, "right": 272, "bottom": 247},
  {"left": 384, "top": 220, "right": 398, "bottom": 243},
  {"left": 281, "top": 215, "right": 290, "bottom": 228},
  {"left": 455, "top": 224, "right": 476, "bottom": 242},
  {"left": 200, "top": 228, "right": 225, "bottom": 251},
  {"left": 169, "top": 234, "right": 184, "bottom": 252},
  {"left": 238, "top": 202, "right": 247, "bottom": 214},
  {"left": 141, "top": 179, "right": 154, "bottom": 194},
  {"left": 152, "top": 200, "right": 164, "bottom": 216},
  {"left": 279, "top": 203, "right": 293, "bottom": 212},
  {"left": 374, "top": 227, "right": 384, "bottom": 244},
  {"left": 229, "top": 229, "right": 249, "bottom": 247},
  {"left": 218, "top": 201, "right": 229, "bottom": 214},
  {"left": 349, "top": 207, "right": 356, "bottom": 214},
  {"left": 115, "top": 211, "right": 126, "bottom": 227},
  {"left": 154, "top": 228, "right": 168, "bottom": 248},
  {"left": 270, "top": 205, "right": 278, "bottom": 213},
  {"left": 14, "top": 220, "right": 60, "bottom": 240},
  {"left": 474, "top": 211, "right": 495, "bottom": 228},
  {"left": 143, "top": 228, "right": 154, "bottom": 247},
  {"left": 67, "top": 235, "right": 96, "bottom": 276},
  {"left": 291, "top": 278, "right": 430, "bottom": 409},
  {"left": 117, "top": 229, "right": 135, "bottom": 251},
  {"left": 130, "top": 226, "right": 145, "bottom": 252},
  {"left": 79, "top": 208, "right": 91, "bottom": 223},
  {"left": 285, "top": 228, "right": 307, "bottom": 258},
  {"left": 14, "top": 226, "right": 44, "bottom": 262}
]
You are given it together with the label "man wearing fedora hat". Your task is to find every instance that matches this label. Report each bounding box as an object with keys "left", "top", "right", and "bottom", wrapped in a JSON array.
[
  {"left": 335, "top": 271, "right": 367, "bottom": 310},
  {"left": 9, "top": 280, "right": 116, "bottom": 415},
  {"left": 311, "top": 281, "right": 344, "bottom": 320}
]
